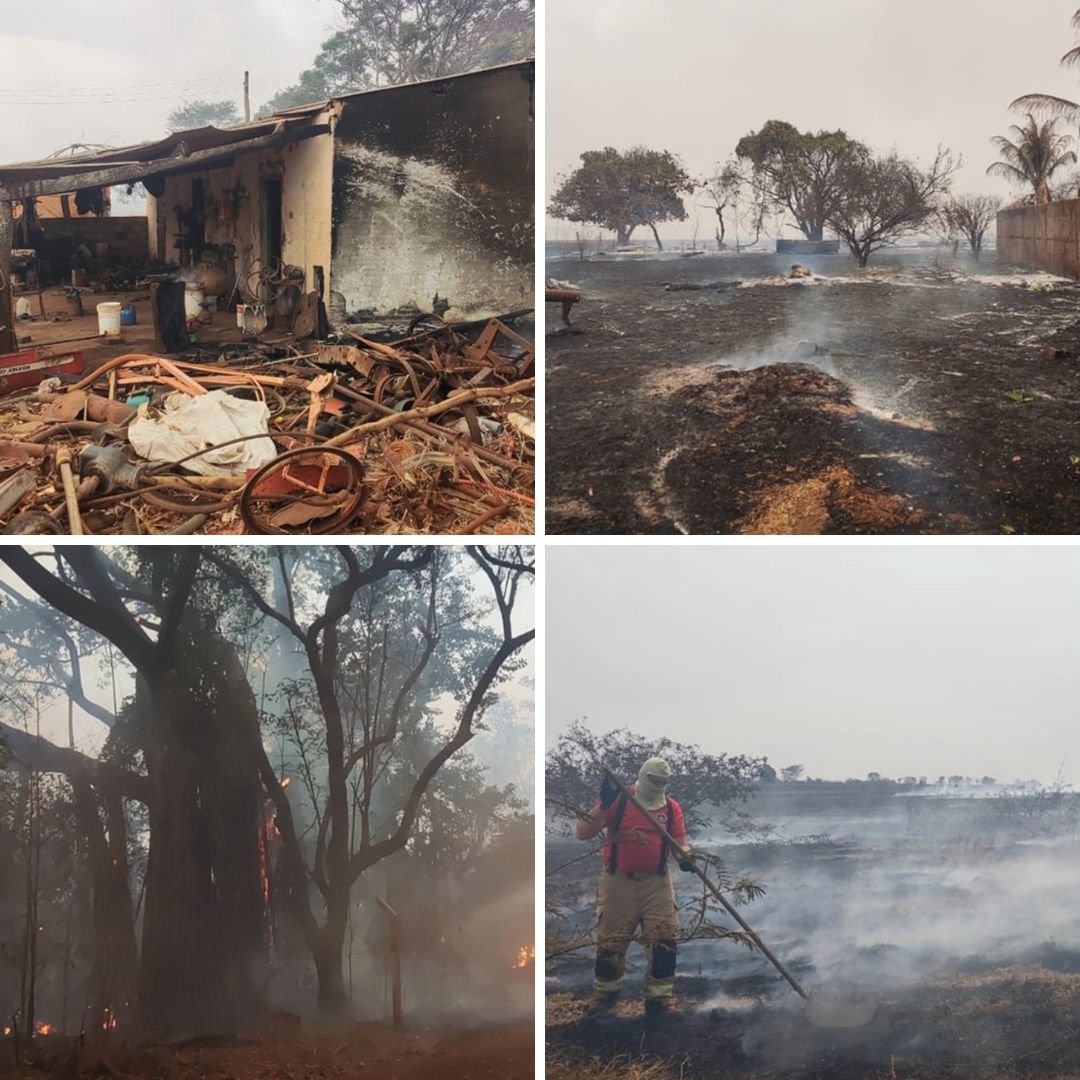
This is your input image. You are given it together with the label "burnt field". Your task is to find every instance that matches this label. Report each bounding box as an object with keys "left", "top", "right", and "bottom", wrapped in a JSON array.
[
  {"left": 0, "top": 1019, "right": 533, "bottom": 1079},
  {"left": 546, "top": 250, "right": 1080, "bottom": 534},
  {"left": 546, "top": 786, "right": 1080, "bottom": 1079}
]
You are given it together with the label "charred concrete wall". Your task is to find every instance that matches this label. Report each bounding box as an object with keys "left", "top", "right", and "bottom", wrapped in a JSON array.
[
  {"left": 329, "top": 62, "right": 534, "bottom": 321},
  {"left": 997, "top": 200, "right": 1080, "bottom": 278},
  {"left": 153, "top": 129, "right": 333, "bottom": 294}
]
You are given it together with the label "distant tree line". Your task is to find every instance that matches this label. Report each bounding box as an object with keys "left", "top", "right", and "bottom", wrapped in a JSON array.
[{"left": 551, "top": 7, "right": 1080, "bottom": 273}]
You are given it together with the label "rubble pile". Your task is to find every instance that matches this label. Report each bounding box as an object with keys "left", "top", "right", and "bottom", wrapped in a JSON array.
[{"left": 0, "top": 318, "right": 534, "bottom": 535}]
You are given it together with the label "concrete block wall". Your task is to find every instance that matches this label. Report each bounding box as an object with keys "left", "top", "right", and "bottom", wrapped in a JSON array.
[{"left": 997, "top": 200, "right": 1080, "bottom": 278}]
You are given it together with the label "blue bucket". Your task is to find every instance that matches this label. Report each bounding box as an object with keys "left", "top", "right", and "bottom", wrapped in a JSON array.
[{"left": 120, "top": 304, "right": 137, "bottom": 326}]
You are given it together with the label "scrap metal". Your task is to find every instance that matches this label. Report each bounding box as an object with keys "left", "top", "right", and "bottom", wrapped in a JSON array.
[{"left": 0, "top": 317, "right": 534, "bottom": 535}]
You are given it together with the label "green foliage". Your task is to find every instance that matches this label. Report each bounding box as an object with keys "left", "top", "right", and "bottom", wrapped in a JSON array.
[
  {"left": 260, "top": 0, "right": 534, "bottom": 113},
  {"left": 988, "top": 114, "right": 1077, "bottom": 203},
  {"left": 549, "top": 146, "right": 694, "bottom": 245},
  {"left": 165, "top": 99, "right": 241, "bottom": 132},
  {"left": 735, "top": 119, "right": 869, "bottom": 241}
]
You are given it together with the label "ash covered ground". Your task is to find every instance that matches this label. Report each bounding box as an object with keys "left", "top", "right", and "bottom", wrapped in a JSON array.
[
  {"left": 546, "top": 248, "right": 1080, "bottom": 535},
  {"left": 0, "top": 1019, "right": 533, "bottom": 1079},
  {"left": 546, "top": 785, "right": 1080, "bottom": 1079}
]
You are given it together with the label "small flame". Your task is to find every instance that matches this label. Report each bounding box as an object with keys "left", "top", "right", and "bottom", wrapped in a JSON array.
[
  {"left": 514, "top": 944, "right": 535, "bottom": 969},
  {"left": 280, "top": 777, "right": 291, "bottom": 789},
  {"left": 35, "top": 1022, "right": 53, "bottom": 1035},
  {"left": 101, "top": 1007, "right": 117, "bottom": 1030},
  {"left": 3, "top": 1026, "right": 11, "bottom": 1036}
]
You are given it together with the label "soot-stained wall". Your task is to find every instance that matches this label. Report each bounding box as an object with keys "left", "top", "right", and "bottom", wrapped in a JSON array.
[
  {"left": 152, "top": 130, "right": 333, "bottom": 294},
  {"left": 329, "top": 62, "right": 534, "bottom": 321},
  {"left": 997, "top": 200, "right": 1080, "bottom": 278}
]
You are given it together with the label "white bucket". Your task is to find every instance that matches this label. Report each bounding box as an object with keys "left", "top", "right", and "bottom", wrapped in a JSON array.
[
  {"left": 184, "top": 284, "right": 205, "bottom": 321},
  {"left": 97, "top": 302, "right": 122, "bottom": 337}
]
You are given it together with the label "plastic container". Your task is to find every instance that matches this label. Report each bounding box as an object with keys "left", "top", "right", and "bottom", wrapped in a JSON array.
[
  {"left": 184, "top": 284, "right": 205, "bottom": 321},
  {"left": 15, "top": 297, "right": 31, "bottom": 319},
  {"left": 97, "top": 302, "right": 122, "bottom": 337},
  {"left": 120, "top": 304, "right": 137, "bottom": 326}
]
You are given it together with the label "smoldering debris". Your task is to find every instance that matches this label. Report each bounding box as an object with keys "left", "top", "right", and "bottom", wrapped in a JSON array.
[{"left": 546, "top": 249, "right": 1080, "bottom": 535}]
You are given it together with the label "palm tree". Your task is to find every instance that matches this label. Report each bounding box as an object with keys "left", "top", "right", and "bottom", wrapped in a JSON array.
[
  {"left": 1012, "top": 9, "right": 1080, "bottom": 121},
  {"left": 987, "top": 115, "right": 1077, "bottom": 203}
]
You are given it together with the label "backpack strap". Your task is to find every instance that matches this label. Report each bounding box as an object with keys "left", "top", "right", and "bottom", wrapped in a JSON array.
[
  {"left": 656, "top": 799, "right": 673, "bottom": 874},
  {"left": 606, "top": 792, "right": 628, "bottom": 873}
]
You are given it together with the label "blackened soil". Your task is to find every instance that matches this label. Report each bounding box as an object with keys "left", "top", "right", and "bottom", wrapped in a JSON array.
[
  {"left": 547, "top": 966, "right": 1080, "bottom": 1079},
  {"left": 546, "top": 254, "right": 1080, "bottom": 534}
]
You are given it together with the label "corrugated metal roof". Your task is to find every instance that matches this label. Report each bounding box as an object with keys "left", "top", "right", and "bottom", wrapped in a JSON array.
[{"left": 0, "top": 58, "right": 532, "bottom": 190}]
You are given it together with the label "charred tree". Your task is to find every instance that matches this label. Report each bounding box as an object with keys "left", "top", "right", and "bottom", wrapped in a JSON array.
[
  {"left": 68, "top": 774, "right": 138, "bottom": 1029},
  {"left": 0, "top": 548, "right": 270, "bottom": 1039},
  {"left": 212, "top": 546, "right": 534, "bottom": 1014}
]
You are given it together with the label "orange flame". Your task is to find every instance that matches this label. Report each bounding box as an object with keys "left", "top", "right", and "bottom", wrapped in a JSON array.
[
  {"left": 34, "top": 1022, "right": 53, "bottom": 1035},
  {"left": 3, "top": 1026, "right": 11, "bottom": 1036},
  {"left": 514, "top": 944, "right": 535, "bottom": 969},
  {"left": 101, "top": 1007, "right": 117, "bottom": 1030}
]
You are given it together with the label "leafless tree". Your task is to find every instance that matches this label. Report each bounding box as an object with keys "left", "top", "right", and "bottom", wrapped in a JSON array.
[
  {"left": 940, "top": 194, "right": 1002, "bottom": 259},
  {"left": 826, "top": 147, "right": 957, "bottom": 267}
]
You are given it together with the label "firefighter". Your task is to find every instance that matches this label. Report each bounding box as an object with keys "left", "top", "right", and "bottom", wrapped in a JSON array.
[{"left": 576, "top": 757, "right": 693, "bottom": 1015}]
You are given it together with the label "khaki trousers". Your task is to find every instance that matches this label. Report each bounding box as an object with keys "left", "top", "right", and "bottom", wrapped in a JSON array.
[{"left": 593, "top": 868, "right": 679, "bottom": 1000}]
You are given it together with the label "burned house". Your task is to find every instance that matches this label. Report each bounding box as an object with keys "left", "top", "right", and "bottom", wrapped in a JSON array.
[
  {"left": 0, "top": 61, "right": 535, "bottom": 536},
  {"left": 0, "top": 59, "right": 534, "bottom": 352}
]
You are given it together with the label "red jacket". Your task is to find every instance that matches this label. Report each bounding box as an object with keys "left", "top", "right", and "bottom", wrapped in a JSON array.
[{"left": 597, "top": 786, "right": 687, "bottom": 875}]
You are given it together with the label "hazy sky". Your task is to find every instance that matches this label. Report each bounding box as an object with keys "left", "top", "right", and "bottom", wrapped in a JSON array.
[
  {"left": 546, "top": 546, "right": 1080, "bottom": 784},
  {"left": 0, "top": 1, "right": 333, "bottom": 162},
  {"left": 547, "top": 0, "right": 1080, "bottom": 238},
  {"left": 0, "top": 550, "right": 533, "bottom": 788}
]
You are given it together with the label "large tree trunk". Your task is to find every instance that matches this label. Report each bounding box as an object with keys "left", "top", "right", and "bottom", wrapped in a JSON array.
[
  {"left": 648, "top": 223, "right": 664, "bottom": 251},
  {"left": 807, "top": 224, "right": 824, "bottom": 242},
  {"left": 312, "top": 926, "right": 348, "bottom": 1013},
  {"left": 136, "top": 629, "right": 269, "bottom": 1038},
  {"left": 616, "top": 226, "right": 634, "bottom": 247},
  {"left": 70, "top": 776, "right": 139, "bottom": 1030}
]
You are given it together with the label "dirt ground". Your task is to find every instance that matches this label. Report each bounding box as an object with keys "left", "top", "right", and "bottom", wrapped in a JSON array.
[
  {"left": 8, "top": 287, "right": 289, "bottom": 371},
  {"left": 546, "top": 250, "right": 1080, "bottom": 534},
  {"left": 0, "top": 1019, "right": 533, "bottom": 1079},
  {"left": 546, "top": 967, "right": 1080, "bottom": 1080}
]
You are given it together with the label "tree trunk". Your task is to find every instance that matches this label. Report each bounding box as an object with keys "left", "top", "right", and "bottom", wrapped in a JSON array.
[
  {"left": 807, "top": 224, "right": 824, "bottom": 242},
  {"left": 648, "top": 223, "right": 664, "bottom": 251},
  {"left": 312, "top": 929, "right": 348, "bottom": 1014},
  {"left": 136, "top": 629, "right": 269, "bottom": 1038},
  {"left": 70, "top": 776, "right": 138, "bottom": 1030},
  {"left": 616, "top": 226, "right": 634, "bottom": 247}
]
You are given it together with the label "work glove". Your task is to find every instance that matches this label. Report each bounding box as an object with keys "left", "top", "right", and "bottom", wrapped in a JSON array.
[
  {"left": 599, "top": 772, "right": 620, "bottom": 809},
  {"left": 678, "top": 855, "right": 695, "bottom": 873}
]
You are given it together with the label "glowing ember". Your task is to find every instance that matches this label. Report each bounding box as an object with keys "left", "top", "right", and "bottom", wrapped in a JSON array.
[
  {"left": 3, "top": 1027, "right": 11, "bottom": 1036},
  {"left": 514, "top": 944, "right": 535, "bottom": 969},
  {"left": 34, "top": 1022, "right": 53, "bottom": 1035},
  {"left": 280, "top": 777, "right": 291, "bottom": 789},
  {"left": 101, "top": 1007, "right": 117, "bottom": 1030}
]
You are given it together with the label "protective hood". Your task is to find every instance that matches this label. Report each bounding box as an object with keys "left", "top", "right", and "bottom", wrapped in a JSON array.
[{"left": 636, "top": 756, "right": 672, "bottom": 810}]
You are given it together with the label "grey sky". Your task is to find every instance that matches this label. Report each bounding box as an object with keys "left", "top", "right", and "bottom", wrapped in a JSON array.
[
  {"left": 546, "top": 546, "right": 1080, "bottom": 784},
  {"left": 547, "top": 0, "right": 1080, "bottom": 238},
  {"left": 0, "top": 550, "right": 533, "bottom": 786},
  {"left": 0, "top": 1, "right": 333, "bottom": 163}
]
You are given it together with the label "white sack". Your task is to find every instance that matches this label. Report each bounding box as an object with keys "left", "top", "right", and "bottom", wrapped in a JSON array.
[{"left": 128, "top": 390, "right": 277, "bottom": 477}]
